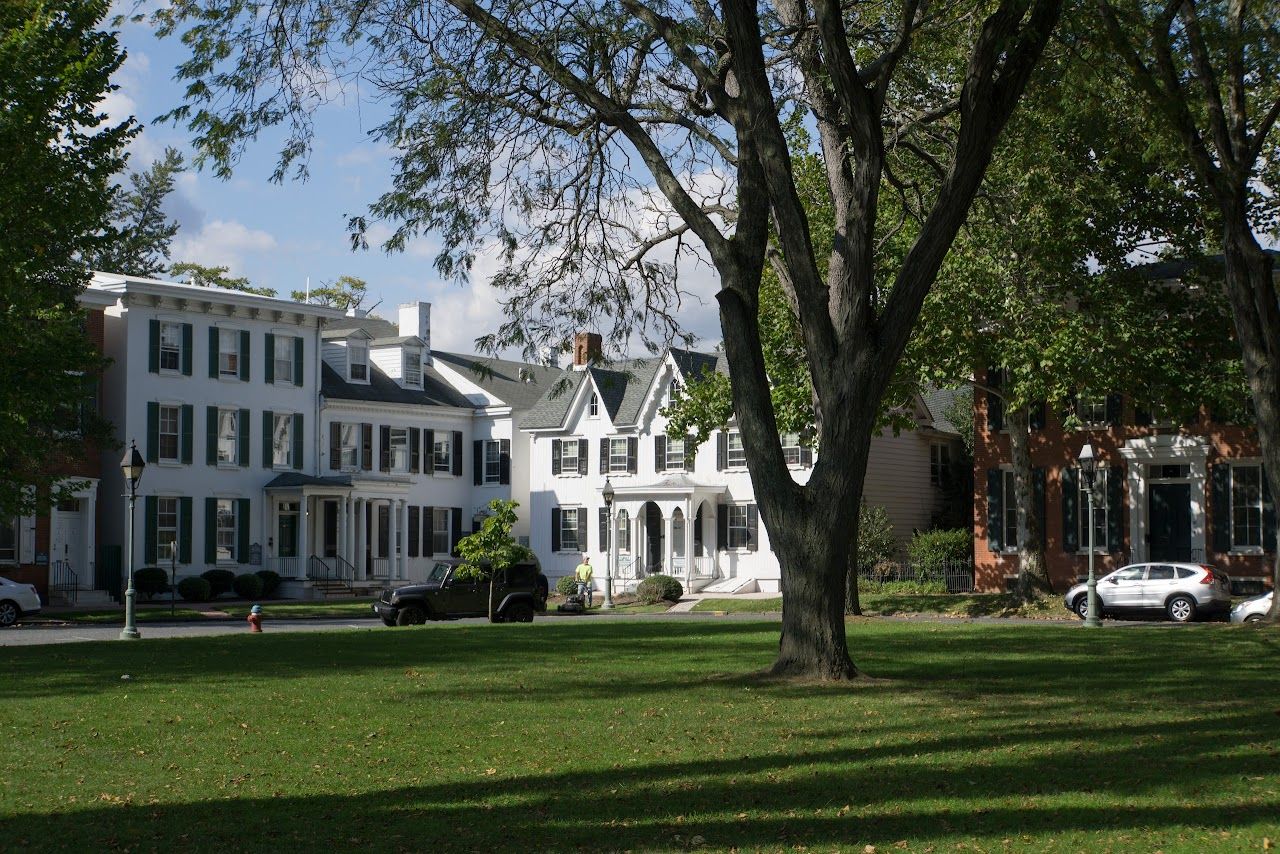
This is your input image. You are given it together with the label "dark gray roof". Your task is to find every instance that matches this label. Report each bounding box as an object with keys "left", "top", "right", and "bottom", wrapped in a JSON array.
[
  {"left": 920, "top": 387, "right": 965, "bottom": 436},
  {"left": 432, "top": 350, "right": 565, "bottom": 412},
  {"left": 1131, "top": 249, "right": 1280, "bottom": 281},
  {"left": 322, "top": 361, "right": 474, "bottom": 409},
  {"left": 264, "top": 473, "right": 353, "bottom": 489},
  {"left": 326, "top": 314, "right": 399, "bottom": 338}
]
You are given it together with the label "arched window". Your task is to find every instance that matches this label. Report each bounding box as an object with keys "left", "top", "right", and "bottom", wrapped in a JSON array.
[{"left": 671, "top": 508, "right": 685, "bottom": 557}]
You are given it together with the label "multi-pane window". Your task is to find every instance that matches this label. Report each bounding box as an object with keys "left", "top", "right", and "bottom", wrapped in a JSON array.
[
  {"left": 389, "top": 428, "right": 409, "bottom": 472},
  {"left": 726, "top": 431, "right": 746, "bottom": 468},
  {"left": 560, "top": 507, "right": 581, "bottom": 552},
  {"left": 159, "top": 322, "right": 182, "bottom": 372},
  {"left": 404, "top": 349, "right": 422, "bottom": 386},
  {"left": 0, "top": 518, "right": 17, "bottom": 562},
  {"left": 156, "top": 498, "right": 178, "bottom": 561},
  {"left": 1076, "top": 467, "right": 1109, "bottom": 552},
  {"left": 434, "top": 435, "right": 452, "bottom": 473},
  {"left": 432, "top": 508, "right": 450, "bottom": 555},
  {"left": 1231, "top": 465, "right": 1263, "bottom": 549},
  {"left": 588, "top": 394, "right": 599, "bottom": 417},
  {"left": 781, "top": 433, "right": 802, "bottom": 467},
  {"left": 666, "top": 437, "right": 685, "bottom": 471},
  {"left": 274, "top": 336, "right": 294, "bottom": 383},
  {"left": 484, "top": 440, "right": 502, "bottom": 484},
  {"left": 215, "top": 499, "right": 236, "bottom": 561},
  {"left": 616, "top": 510, "right": 631, "bottom": 554},
  {"left": 217, "top": 409, "right": 238, "bottom": 464},
  {"left": 1002, "top": 470, "right": 1019, "bottom": 550},
  {"left": 930, "top": 443, "right": 951, "bottom": 486},
  {"left": 560, "top": 440, "right": 579, "bottom": 473},
  {"left": 727, "top": 505, "right": 751, "bottom": 549},
  {"left": 272, "top": 414, "right": 292, "bottom": 468},
  {"left": 340, "top": 423, "right": 359, "bottom": 469},
  {"left": 158, "top": 405, "right": 180, "bottom": 462},
  {"left": 608, "top": 437, "right": 629, "bottom": 473},
  {"left": 349, "top": 343, "right": 368, "bottom": 381},
  {"left": 218, "top": 332, "right": 240, "bottom": 377},
  {"left": 1077, "top": 394, "right": 1108, "bottom": 425}
]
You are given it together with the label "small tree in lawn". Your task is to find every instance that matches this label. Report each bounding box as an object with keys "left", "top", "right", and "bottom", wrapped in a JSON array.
[{"left": 454, "top": 499, "right": 534, "bottom": 622}]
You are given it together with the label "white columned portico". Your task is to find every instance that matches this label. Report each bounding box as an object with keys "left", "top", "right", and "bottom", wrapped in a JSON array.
[
  {"left": 354, "top": 497, "right": 367, "bottom": 578},
  {"left": 387, "top": 500, "right": 398, "bottom": 579},
  {"left": 298, "top": 495, "right": 310, "bottom": 566},
  {"left": 84, "top": 490, "right": 97, "bottom": 589},
  {"left": 336, "top": 496, "right": 347, "bottom": 565},
  {"left": 1119, "top": 434, "right": 1210, "bottom": 563}
]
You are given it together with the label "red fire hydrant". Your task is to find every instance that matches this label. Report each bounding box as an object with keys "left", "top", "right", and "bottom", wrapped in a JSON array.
[{"left": 247, "top": 604, "right": 263, "bottom": 633}]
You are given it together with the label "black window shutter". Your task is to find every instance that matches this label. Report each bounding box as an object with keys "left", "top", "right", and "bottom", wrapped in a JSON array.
[
  {"left": 451, "top": 508, "right": 463, "bottom": 554},
  {"left": 716, "top": 505, "right": 728, "bottom": 551},
  {"left": 329, "top": 422, "right": 341, "bottom": 470},
  {"left": 655, "top": 435, "right": 667, "bottom": 472},
  {"left": 578, "top": 439, "right": 588, "bottom": 476},
  {"left": 238, "top": 330, "right": 251, "bottom": 381},
  {"left": 577, "top": 508, "right": 587, "bottom": 552},
  {"left": 627, "top": 436, "right": 637, "bottom": 474},
  {"left": 361, "top": 423, "right": 373, "bottom": 470},
  {"left": 379, "top": 425, "right": 391, "bottom": 471},
  {"left": 208, "top": 326, "right": 219, "bottom": 378},
  {"left": 293, "top": 336, "right": 304, "bottom": 387},
  {"left": 600, "top": 438, "right": 609, "bottom": 474},
  {"left": 180, "top": 405, "right": 193, "bottom": 465},
  {"left": 1033, "top": 467, "right": 1046, "bottom": 549},
  {"left": 407, "top": 507, "right": 419, "bottom": 558},
  {"left": 206, "top": 406, "right": 218, "bottom": 465},
  {"left": 1263, "top": 467, "right": 1276, "bottom": 553},
  {"left": 182, "top": 323, "right": 193, "bottom": 375},
  {"left": 146, "top": 402, "right": 159, "bottom": 463},
  {"left": 473, "top": 441, "right": 483, "bottom": 485},
  {"left": 423, "top": 429, "right": 434, "bottom": 474},
  {"left": 987, "top": 392, "right": 1004, "bottom": 432},
  {"left": 551, "top": 508, "right": 562, "bottom": 552},
  {"left": 1029, "top": 402, "right": 1046, "bottom": 431},
  {"left": 1106, "top": 394, "right": 1123, "bottom": 427},
  {"left": 599, "top": 507, "right": 609, "bottom": 551},
  {"left": 144, "top": 495, "right": 157, "bottom": 564},
  {"left": 716, "top": 432, "right": 727, "bottom": 471},
  {"left": 1061, "top": 466, "right": 1079, "bottom": 553},
  {"left": 237, "top": 498, "right": 251, "bottom": 562},
  {"left": 800, "top": 443, "right": 813, "bottom": 467},
  {"left": 204, "top": 498, "right": 218, "bottom": 563},
  {"left": 1134, "top": 406, "right": 1153, "bottom": 427},
  {"left": 178, "top": 497, "right": 192, "bottom": 564},
  {"left": 987, "top": 469, "right": 1003, "bottom": 552},
  {"left": 552, "top": 439, "right": 562, "bottom": 475},
  {"left": 1211, "top": 464, "right": 1231, "bottom": 553},
  {"left": 262, "top": 410, "right": 274, "bottom": 469},
  {"left": 1106, "top": 465, "right": 1124, "bottom": 552},
  {"left": 499, "top": 439, "right": 511, "bottom": 484},
  {"left": 148, "top": 319, "right": 159, "bottom": 373},
  {"left": 746, "top": 504, "right": 759, "bottom": 552},
  {"left": 237, "top": 408, "right": 250, "bottom": 467},
  {"left": 452, "top": 432, "right": 463, "bottom": 477},
  {"left": 264, "top": 333, "right": 275, "bottom": 384},
  {"left": 291, "top": 413, "right": 303, "bottom": 471},
  {"left": 409, "top": 428, "right": 420, "bottom": 472}
]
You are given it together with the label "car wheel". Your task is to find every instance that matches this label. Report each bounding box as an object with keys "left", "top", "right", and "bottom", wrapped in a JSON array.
[
  {"left": 1166, "top": 595, "right": 1197, "bottom": 623},
  {"left": 395, "top": 605, "right": 426, "bottom": 626},
  {"left": 1073, "top": 595, "right": 1089, "bottom": 620},
  {"left": 1244, "top": 614, "right": 1265, "bottom": 624},
  {"left": 0, "top": 600, "right": 17, "bottom": 627},
  {"left": 506, "top": 602, "right": 535, "bottom": 624},
  {"left": 380, "top": 617, "right": 397, "bottom": 628}
]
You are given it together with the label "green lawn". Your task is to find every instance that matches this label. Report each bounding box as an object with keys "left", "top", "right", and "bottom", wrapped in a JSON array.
[
  {"left": 3, "top": 621, "right": 1278, "bottom": 852},
  {"left": 693, "top": 593, "right": 1068, "bottom": 618},
  {"left": 51, "top": 598, "right": 379, "bottom": 624}
]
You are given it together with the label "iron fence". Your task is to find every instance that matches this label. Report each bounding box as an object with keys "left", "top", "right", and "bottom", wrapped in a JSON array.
[{"left": 856, "top": 558, "right": 975, "bottom": 593}]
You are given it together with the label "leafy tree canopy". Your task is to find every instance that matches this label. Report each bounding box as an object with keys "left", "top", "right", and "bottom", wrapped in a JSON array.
[
  {"left": 169, "top": 261, "right": 276, "bottom": 296},
  {"left": 291, "top": 275, "right": 367, "bottom": 311},
  {"left": 85, "top": 147, "right": 185, "bottom": 278}
]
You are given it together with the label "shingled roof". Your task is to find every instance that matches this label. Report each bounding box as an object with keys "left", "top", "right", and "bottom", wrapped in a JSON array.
[
  {"left": 321, "top": 361, "right": 473, "bottom": 408},
  {"left": 432, "top": 350, "right": 565, "bottom": 412}
]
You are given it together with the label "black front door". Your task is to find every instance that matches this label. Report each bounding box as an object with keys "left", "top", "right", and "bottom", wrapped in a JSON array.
[
  {"left": 1149, "top": 483, "right": 1192, "bottom": 561},
  {"left": 644, "top": 503, "right": 663, "bottom": 574}
]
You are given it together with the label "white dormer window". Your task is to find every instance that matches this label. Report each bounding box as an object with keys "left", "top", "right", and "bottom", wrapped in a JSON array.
[
  {"left": 349, "top": 342, "right": 368, "bottom": 381},
  {"left": 404, "top": 348, "right": 422, "bottom": 387}
]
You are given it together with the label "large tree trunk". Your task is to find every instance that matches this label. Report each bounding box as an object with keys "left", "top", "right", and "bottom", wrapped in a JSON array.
[
  {"left": 845, "top": 554, "right": 862, "bottom": 616},
  {"left": 1006, "top": 406, "right": 1051, "bottom": 601}
]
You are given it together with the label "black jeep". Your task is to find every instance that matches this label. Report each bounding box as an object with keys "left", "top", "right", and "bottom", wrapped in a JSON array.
[{"left": 373, "top": 558, "right": 548, "bottom": 626}]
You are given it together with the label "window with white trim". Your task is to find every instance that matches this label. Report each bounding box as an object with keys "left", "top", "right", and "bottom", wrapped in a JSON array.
[
  {"left": 272, "top": 414, "right": 292, "bottom": 468},
  {"left": 727, "top": 430, "right": 746, "bottom": 468},
  {"left": 159, "top": 322, "right": 182, "bottom": 372},
  {"left": 0, "top": 517, "right": 17, "bottom": 563},
  {"left": 484, "top": 440, "right": 502, "bottom": 484},
  {"left": 349, "top": 342, "right": 368, "bottom": 381},
  {"left": 274, "top": 336, "right": 294, "bottom": 383},
  {"left": 666, "top": 437, "right": 685, "bottom": 471},
  {"left": 404, "top": 348, "right": 422, "bottom": 386},
  {"left": 727, "top": 505, "right": 751, "bottom": 549},
  {"left": 616, "top": 510, "right": 631, "bottom": 554},
  {"left": 560, "top": 507, "right": 581, "bottom": 552},
  {"left": 433, "top": 435, "right": 452, "bottom": 474},
  {"left": 1076, "top": 466, "right": 1109, "bottom": 552},
  {"left": 389, "top": 427, "right": 409, "bottom": 472},
  {"left": 217, "top": 408, "right": 238, "bottom": 464},
  {"left": 608, "top": 437, "right": 629, "bottom": 473},
  {"left": 215, "top": 499, "right": 236, "bottom": 561},
  {"left": 218, "top": 332, "right": 240, "bottom": 378},
  {"left": 1231, "top": 464, "right": 1263, "bottom": 549},
  {"left": 559, "top": 440, "right": 579, "bottom": 473},
  {"left": 158, "top": 405, "right": 180, "bottom": 463},
  {"left": 1076, "top": 394, "right": 1107, "bottom": 426},
  {"left": 781, "top": 433, "right": 802, "bottom": 467},
  {"left": 930, "top": 443, "right": 950, "bottom": 486},
  {"left": 157, "top": 497, "right": 178, "bottom": 561},
  {"left": 588, "top": 394, "right": 598, "bottom": 418},
  {"left": 340, "top": 423, "right": 359, "bottom": 470},
  {"left": 432, "top": 507, "right": 451, "bottom": 555}
]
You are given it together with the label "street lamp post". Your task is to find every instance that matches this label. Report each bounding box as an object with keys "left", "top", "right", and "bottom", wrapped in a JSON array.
[
  {"left": 1078, "top": 442, "right": 1102, "bottom": 628},
  {"left": 602, "top": 478, "right": 615, "bottom": 610},
  {"left": 120, "top": 440, "right": 146, "bottom": 640}
]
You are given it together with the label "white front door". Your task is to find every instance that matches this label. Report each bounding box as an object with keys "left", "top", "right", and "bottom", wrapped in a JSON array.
[{"left": 51, "top": 501, "right": 84, "bottom": 585}]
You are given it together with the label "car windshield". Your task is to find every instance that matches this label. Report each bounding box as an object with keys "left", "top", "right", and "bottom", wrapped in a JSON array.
[{"left": 426, "top": 562, "right": 451, "bottom": 583}]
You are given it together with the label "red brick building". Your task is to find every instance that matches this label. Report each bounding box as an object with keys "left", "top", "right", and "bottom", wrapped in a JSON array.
[{"left": 973, "top": 366, "right": 1276, "bottom": 593}]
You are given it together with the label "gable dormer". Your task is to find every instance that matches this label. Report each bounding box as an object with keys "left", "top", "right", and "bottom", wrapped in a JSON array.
[
  {"left": 321, "top": 328, "right": 373, "bottom": 384},
  {"left": 370, "top": 335, "right": 426, "bottom": 388}
]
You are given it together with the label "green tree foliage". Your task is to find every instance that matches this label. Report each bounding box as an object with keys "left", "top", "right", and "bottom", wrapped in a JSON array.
[
  {"left": 86, "top": 147, "right": 184, "bottom": 277},
  {"left": 291, "top": 275, "right": 367, "bottom": 311},
  {"left": 454, "top": 499, "right": 535, "bottom": 621},
  {"left": 0, "top": 0, "right": 131, "bottom": 518},
  {"left": 169, "top": 261, "right": 276, "bottom": 296}
]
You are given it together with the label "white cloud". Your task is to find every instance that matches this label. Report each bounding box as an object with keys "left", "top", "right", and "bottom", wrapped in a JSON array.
[{"left": 171, "top": 219, "right": 279, "bottom": 275}]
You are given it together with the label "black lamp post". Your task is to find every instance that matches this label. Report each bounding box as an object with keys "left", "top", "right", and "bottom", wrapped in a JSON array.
[
  {"left": 120, "top": 440, "right": 146, "bottom": 640},
  {"left": 602, "top": 478, "right": 615, "bottom": 610},
  {"left": 1078, "top": 442, "right": 1102, "bottom": 628}
]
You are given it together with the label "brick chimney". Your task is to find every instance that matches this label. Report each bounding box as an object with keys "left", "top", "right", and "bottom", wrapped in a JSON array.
[{"left": 572, "top": 332, "right": 602, "bottom": 370}]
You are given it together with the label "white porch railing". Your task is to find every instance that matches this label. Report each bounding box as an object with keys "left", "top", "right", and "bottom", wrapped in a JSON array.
[
  {"left": 370, "top": 558, "right": 391, "bottom": 580},
  {"left": 684, "top": 556, "right": 717, "bottom": 589},
  {"left": 267, "top": 556, "right": 304, "bottom": 579}
]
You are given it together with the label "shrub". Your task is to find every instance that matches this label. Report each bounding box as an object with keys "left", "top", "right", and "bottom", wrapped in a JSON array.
[
  {"left": 555, "top": 574, "right": 579, "bottom": 596},
  {"left": 255, "top": 570, "right": 282, "bottom": 597},
  {"left": 177, "top": 576, "right": 212, "bottom": 602},
  {"left": 232, "top": 572, "right": 264, "bottom": 599},
  {"left": 636, "top": 574, "right": 683, "bottom": 604},
  {"left": 859, "top": 578, "right": 948, "bottom": 595},
  {"left": 855, "top": 504, "right": 897, "bottom": 572},
  {"left": 201, "top": 569, "right": 235, "bottom": 597},
  {"left": 908, "top": 528, "right": 972, "bottom": 573},
  {"left": 133, "top": 567, "right": 170, "bottom": 599}
]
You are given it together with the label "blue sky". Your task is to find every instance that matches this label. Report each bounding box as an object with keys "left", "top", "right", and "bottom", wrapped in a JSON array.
[{"left": 106, "top": 13, "right": 724, "bottom": 358}]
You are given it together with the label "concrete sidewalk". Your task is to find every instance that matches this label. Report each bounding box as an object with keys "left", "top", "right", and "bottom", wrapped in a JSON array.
[{"left": 667, "top": 591, "right": 781, "bottom": 613}]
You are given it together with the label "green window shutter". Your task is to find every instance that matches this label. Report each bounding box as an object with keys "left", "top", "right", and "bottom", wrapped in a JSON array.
[
  {"left": 1061, "top": 466, "right": 1079, "bottom": 553},
  {"left": 293, "top": 336, "right": 304, "bottom": 387},
  {"left": 716, "top": 505, "right": 727, "bottom": 551},
  {"left": 146, "top": 402, "right": 159, "bottom": 463},
  {"left": 746, "top": 505, "right": 759, "bottom": 552},
  {"left": 206, "top": 407, "right": 218, "bottom": 466},
  {"left": 655, "top": 435, "right": 666, "bottom": 472},
  {"left": 205, "top": 498, "right": 218, "bottom": 564},
  {"left": 144, "top": 495, "right": 158, "bottom": 565},
  {"left": 1106, "top": 465, "right": 1124, "bottom": 553},
  {"left": 1211, "top": 464, "right": 1231, "bottom": 554},
  {"left": 148, "top": 319, "right": 159, "bottom": 373},
  {"left": 987, "top": 469, "right": 1003, "bottom": 552},
  {"left": 181, "top": 324, "right": 193, "bottom": 375},
  {"left": 599, "top": 507, "right": 609, "bottom": 551},
  {"left": 1263, "top": 467, "right": 1276, "bottom": 554},
  {"left": 551, "top": 439, "right": 561, "bottom": 476},
  {"left": 264, "top": 333, "right": 275, "bottom": 384},
  {"left": 987, "top": 392, "right": 1004, "bottom": 432},
  {"left": 1106, "top": 394, "right": 1123, "bottom": 427},
  {"left": 1033, "top": 468, "right": 1046, "bottom": 550},
  {"left": 179, "top": 497, "right": 192, "bottom": 564},
  {"left": 292, "top": 413, "right": 303, "bottom": 470},
  {"left": 577, "top": 508, "right": 587, "bottom": 552},
  {"left": 180, "top": 405, "right": 193, "bottom": 464},
  {"left": 208, "top": 326, "right": 219, "bottom": 378},
  {"left": 262, "top": 410, "right": 275, "bottom": 470},
  {"left": 551, "top": 508, "right": 561, "bottom": 552},
  {"left": 236, "top": 498, "right": 251, "bottom": 563},
  {"left": 239, "top": 331, "right": 250, "bottom": 381},
  {"left": 238, "top": 408, "right": 250, "bottom": 466}
]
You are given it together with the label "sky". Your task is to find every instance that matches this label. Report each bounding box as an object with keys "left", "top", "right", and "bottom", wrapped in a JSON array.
[{"left": 106, "top": 11, "right": 725, "bottom": 359}]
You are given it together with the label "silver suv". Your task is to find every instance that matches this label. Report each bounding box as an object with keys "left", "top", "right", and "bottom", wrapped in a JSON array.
[{"left": 1063, "top": 563, "right": 1232, "bottom": 623}]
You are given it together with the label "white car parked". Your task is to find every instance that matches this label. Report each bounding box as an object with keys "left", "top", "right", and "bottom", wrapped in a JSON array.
[
  {"left": 0, "top": 575, "right": 41, "bottom": 627},
  {"left": 1230, "top": 591, "right": 1273, "bottom": 624},
  {"left": 1062, "top": 562, "right": 1232, "bottom": 623}
]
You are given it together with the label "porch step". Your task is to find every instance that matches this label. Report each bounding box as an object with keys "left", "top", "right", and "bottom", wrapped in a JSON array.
[
  {"left": 697, "top": 576, "right": 758, "bottom": 595},
  {"left": 310, "top": 579, "right": 354, "bottom": 598},
  {"left": 50, "top": 589, "right": 114, "bottom": 607}
]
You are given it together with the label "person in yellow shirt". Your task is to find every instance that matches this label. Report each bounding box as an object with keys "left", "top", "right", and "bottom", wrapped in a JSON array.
[{"left": 574, "top": 555, "right": 594, "bottom": 607}]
